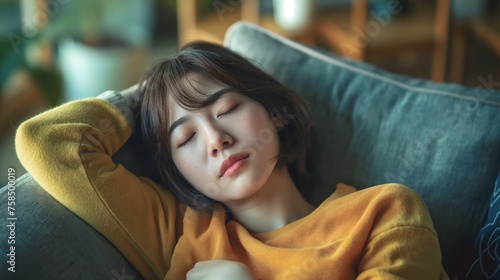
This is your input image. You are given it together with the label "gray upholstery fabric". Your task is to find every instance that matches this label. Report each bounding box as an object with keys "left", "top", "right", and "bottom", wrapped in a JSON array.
[
  {"left": 0, "top": 172, "right": 142, "bottom": 280},
  {"left": 0, "top": 150, "right": 143, "bottom": 279},
  {"left": 224, "top": 21, "right": 500, "bottom": 276}
]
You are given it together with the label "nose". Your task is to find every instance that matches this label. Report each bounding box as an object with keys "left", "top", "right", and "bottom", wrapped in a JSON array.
[{"left": 205, "top": 124, "right": 233, "bottom": 157}]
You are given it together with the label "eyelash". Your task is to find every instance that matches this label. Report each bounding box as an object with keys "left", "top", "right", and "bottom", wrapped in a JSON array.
[
  {"left": 217, "top": 104, "right": 239, "bottom": 118},
  {"left": 178, "top": 132, "right": 195, "bottom": 148},
  {"left": 177, "top": 104, "right": 240, "bottom": 148}
]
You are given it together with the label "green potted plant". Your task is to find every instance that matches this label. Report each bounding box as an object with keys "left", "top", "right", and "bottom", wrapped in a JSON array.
[{"left": 28, "top": 0, "right": 153, "bottom": 101}]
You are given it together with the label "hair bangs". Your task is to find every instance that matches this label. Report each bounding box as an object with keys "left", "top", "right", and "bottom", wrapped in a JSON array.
[{"left": 165, "top": 70, "right": 223, "bottom": 112}]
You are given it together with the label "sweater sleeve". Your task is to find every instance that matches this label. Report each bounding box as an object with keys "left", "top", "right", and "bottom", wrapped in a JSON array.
[
  {"left": 15, "top": 93, "right": 182, "bottom": 279},
  {"left": 356, "top": 185, "right": 449, "bottom": 280}
]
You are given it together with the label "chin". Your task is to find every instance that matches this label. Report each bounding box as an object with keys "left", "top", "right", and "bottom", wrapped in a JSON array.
[
  {"left": 218, "top": 177, "right": 260, "bottom": 201},
  {"left": 218, "top": 161, "right": 276, "bottom": 202}
]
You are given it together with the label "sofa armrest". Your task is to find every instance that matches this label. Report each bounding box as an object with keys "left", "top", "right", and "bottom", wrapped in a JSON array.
[{"left": 0, "top": 172, "right": 143, "bottom": 279}]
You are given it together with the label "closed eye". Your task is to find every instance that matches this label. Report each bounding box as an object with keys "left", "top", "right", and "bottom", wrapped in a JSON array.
[
  {"left": 217, "top": 104, "right": 240, "bottom": 118},
  {"left": 178, "top": 132, "right": 196, "bottom": 148}
]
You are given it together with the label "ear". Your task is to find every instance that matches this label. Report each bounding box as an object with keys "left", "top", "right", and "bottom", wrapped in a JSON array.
[{"left": 272, "top": 117, "right": 285, "bottom": 131}]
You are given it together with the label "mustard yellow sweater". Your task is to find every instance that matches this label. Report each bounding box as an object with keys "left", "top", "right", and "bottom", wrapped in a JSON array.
[{"left": 16, "top": 92, "right": 449, "bottom": 280}]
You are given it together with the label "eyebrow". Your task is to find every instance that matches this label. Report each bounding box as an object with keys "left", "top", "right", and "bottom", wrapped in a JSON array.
[
  {"left": 200, "top": 87, "right": 234, "bottom": 107},
  {"left": 168, "top": 87, "right": 234, "bottom": 137}
]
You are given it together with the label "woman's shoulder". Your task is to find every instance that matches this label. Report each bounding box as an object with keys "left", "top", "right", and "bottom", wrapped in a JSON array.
[
  {"left": 330, "top": 183, "right": 423, "bottom": 204},
  {"left": 323, "top": 183, "right": 433, "bottom": 229},
  {"left": 359, "top": 183, "right": 425, "bottom": 207}
]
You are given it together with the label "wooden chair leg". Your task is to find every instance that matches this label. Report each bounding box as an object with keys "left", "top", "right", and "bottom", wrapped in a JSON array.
[
  {"left": 449, "top": 22, "right": 468, "bottom": 84},
  {"left": 241, "top": 0, "right": 259, "bottom": 24},
  {"left": 177, "top": 0, "right": 197, "bottom": 46},
  {"left": 350, "top": 0, "right": 368, "bottom": 61},
  {"left": 431, "top": 0, "right": 451, "bottom": 83}
]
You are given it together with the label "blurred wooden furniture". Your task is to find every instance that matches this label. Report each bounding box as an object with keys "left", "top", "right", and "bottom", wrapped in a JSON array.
[
  {"left": 177, "top": 0, "right": 260, "bottom": 46},
  {"left": 449, "top": 5, "right": 500, "bottom": 83},
  {"left": 177, "top": 0, "right": 317, "bottom": 47},
  {"left": 177, "top": 1, "right": 452, "bottom": 82},
  {"left": 314, "top": 0, "right": 451, "bottom": 82}
]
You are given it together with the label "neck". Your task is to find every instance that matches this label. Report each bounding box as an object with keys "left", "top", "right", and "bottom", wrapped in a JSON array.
[{"left": 224, "top": 168, "right": 315, "bottom": 233}]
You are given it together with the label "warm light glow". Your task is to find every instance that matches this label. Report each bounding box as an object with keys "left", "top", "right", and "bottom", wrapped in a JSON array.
[
  {"left": 273, "top": 0, "right": 314, "bottom": 33},
  {"left": 281, "top": 0, "right": 298, "bottom": 22}
]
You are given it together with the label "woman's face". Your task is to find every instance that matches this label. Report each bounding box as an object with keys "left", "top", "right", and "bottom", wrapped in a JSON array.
[{"left": 168, "top": 72, "right": 281, "bottom": 204}]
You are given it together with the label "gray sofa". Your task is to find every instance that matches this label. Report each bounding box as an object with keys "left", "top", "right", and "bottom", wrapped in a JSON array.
[{"left": 1, "top": 22, "right": 499, "bottom": 279}]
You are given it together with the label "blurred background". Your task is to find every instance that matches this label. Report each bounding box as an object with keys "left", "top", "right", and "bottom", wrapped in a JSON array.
[{"left": 1, "top": 0, "right": 499, "bottom": 185}]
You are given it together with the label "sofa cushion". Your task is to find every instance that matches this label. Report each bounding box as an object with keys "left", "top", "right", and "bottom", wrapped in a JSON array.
[
  {"left": 0, "top": 173, "right": 143, "bottom": 279},
  {"left": 224, "top": 21, "right": 500, "bottom": 276},
  {"left": 465, "top": 173, "right": 500, "bottom": 279}
]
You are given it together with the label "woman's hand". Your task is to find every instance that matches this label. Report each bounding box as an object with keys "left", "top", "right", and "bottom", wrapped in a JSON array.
[{"left": 186, "top": 260, "right": 254, "bottom": 280}]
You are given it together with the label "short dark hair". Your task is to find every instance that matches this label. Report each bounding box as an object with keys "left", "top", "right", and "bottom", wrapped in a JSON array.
[{"left": 138, "top": 41, "right": 319, "bottom": 211}]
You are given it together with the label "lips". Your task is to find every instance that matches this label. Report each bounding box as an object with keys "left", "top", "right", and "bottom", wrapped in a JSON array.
[{"left": 219, "top": 153, "right": 249, "bottom": 177}]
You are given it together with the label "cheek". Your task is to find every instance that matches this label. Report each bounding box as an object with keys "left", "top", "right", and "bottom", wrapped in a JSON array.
[
  {"left": 244, "top": 110, "right": 278, "bottom": 146},
  {"left": 174, "top": 154, "right": 217, "bottom": 198},
  {"left": 243, "top": 108, "right": 274, "bottom": 133},
  {"left": 174, "top": 154, "right": 202, "bottom": 183}
]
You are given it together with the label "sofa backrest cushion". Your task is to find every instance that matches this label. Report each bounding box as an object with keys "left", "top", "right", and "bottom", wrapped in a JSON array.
[{"left": 224, "top": 21, "right": 500, "bottom": 275}]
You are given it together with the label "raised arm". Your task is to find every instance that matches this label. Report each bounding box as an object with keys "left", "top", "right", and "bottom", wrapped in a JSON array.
[{"left": 15, "top": 89, "right": 181, "bottom": 279}]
